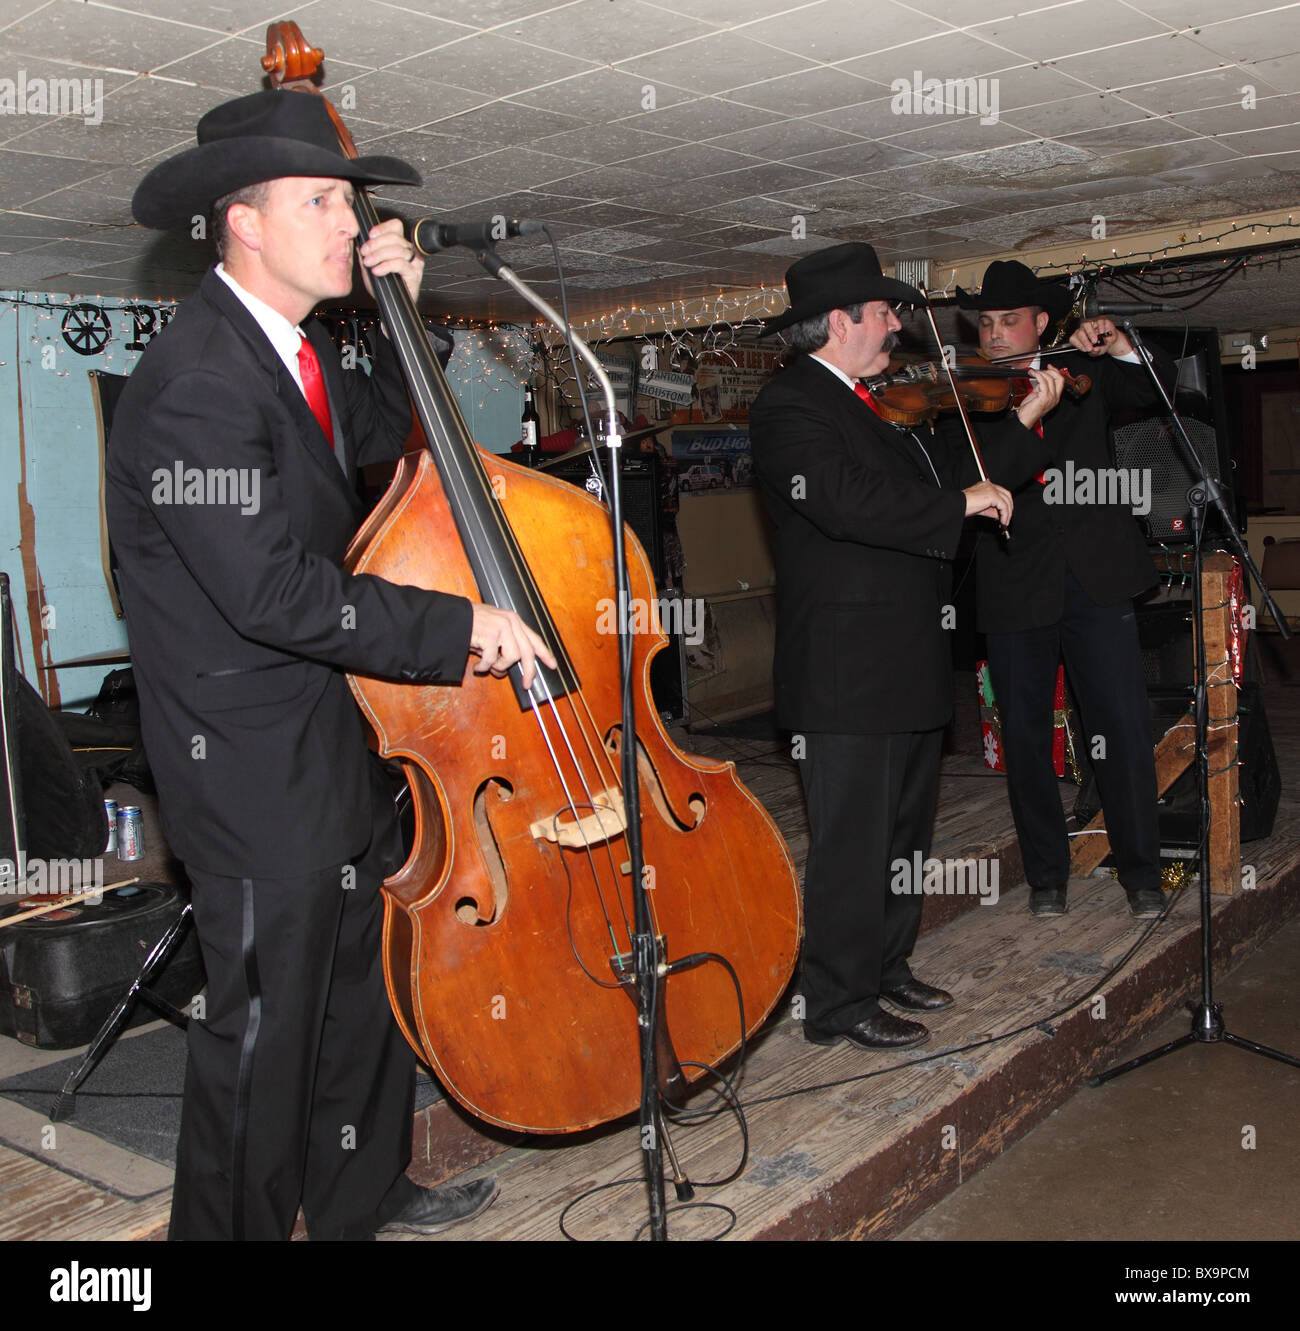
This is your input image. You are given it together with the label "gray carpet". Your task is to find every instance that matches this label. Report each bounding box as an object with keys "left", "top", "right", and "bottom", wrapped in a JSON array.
[{"left": 0, "top": 1024, "right": 444, "bottom": 1166}]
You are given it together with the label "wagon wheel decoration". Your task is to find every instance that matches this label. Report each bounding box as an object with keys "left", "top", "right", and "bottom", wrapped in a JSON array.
[{"left": 62, "top": 303, "right": 112, "bottom": 356}]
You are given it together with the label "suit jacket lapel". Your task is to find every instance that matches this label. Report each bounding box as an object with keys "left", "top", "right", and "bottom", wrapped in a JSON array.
[{"left": 198, "top": 271, "right": 357, "bottom": 502}]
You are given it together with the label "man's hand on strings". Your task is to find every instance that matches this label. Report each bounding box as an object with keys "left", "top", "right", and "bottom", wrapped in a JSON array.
[
  {"left": 469, "top": 604, "right": 557, "bottom": 691},
  {"left": 358, "top": 217, "right": 424, "bottom": 305},
  {"left": 1015, "top": 365, "right": 1065, "bottom": 431}
]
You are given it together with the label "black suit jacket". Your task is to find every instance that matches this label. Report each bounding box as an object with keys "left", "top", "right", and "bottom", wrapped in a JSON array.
[
  {"left": 750, "top": 355, "right": 1045, "bottom": 735},
  {"left": 974, "top": 348, "right": 1175, "bottom": 634},
  {"left": 105, "top": 269, "right": 472, "bottom": 877}
]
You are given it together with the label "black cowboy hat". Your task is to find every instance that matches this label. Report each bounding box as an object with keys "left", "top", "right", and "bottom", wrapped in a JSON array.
[
  {"left": 761, "top": 242, "right": 925, "bottom": 335},
  {"left": 132, "top": 90, "right": 422, "bottom": 231},
  {"left": 955, "top": 259, "right": 1073, "bottom": 321}
]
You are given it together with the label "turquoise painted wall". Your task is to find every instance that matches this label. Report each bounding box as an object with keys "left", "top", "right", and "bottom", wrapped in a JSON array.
[{"left": 1, "top": 289, "right": 529, "bottom": 709}]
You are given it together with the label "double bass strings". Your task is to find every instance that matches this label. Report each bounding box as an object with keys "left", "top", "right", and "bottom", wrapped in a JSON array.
[
  {"left": 360, "top": 195, "right": 653, "bottom": 972},
  {"left": 526, "top": 685, "right": 636, "bottom": 973}
]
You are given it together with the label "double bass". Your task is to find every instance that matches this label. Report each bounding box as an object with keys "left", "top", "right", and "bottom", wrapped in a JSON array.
[{"left": 263, "top": 24, "right": 802, "bottom": 1133}]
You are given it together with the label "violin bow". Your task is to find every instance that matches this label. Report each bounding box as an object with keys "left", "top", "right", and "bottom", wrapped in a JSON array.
[{"left": 916, "top": 286, "right": 1010, "bottom": 541}]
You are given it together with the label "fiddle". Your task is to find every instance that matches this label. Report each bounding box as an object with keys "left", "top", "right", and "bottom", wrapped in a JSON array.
[{"left": 861, "top": 355, "right": 1091, "bottom": 428}]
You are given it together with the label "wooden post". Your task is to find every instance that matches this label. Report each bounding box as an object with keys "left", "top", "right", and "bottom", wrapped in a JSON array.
[
  {"left": 1068, "top": 554, "right": 1240, "bottom": 894},
  {"left": 1200, "top": 554, "right": 1241, "bottom": 895}
]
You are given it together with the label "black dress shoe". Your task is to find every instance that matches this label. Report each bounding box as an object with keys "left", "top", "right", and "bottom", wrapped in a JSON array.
[
  {"left": 1028, "top": 887, "right": 1067, "bottom": 916},
  {"left": 881, "top": 979, "right": 954, "bottom": 1012},
  {"left": 376, "top": 1178, "right": 499, "bottom": 1235},
  {"left": 805, "top": 1010, "right": 930, "bottom": 1050},
  {"left": 1125, "top": 887, "right": 1165, "bottom": 918}
]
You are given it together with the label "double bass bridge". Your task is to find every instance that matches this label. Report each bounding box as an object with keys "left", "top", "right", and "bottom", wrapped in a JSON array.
[{"left": 529, "top": 786, "right": 627, "bottom": 849}]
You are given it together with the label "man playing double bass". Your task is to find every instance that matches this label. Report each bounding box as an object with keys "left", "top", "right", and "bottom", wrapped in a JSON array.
[{"left": 107, "top": 91, "right": 553, "bottom": 1240}]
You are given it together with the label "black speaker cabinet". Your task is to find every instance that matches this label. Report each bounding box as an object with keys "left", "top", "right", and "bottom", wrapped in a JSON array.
[
  {"left": 1109, "top": 326, "right": 1239, "bottom": 545},
  {"left": 1112, "top": 415, "right": 1225, "bottom": 545},
  {"left": 543, "top": 448, "right": 665, "bottom": 586},
  {"left": 1074, "top": 599, "right": 1279, "bottom": 844}
]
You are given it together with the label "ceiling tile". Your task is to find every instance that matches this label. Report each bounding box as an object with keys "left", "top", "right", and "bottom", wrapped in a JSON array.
[
  {"left": 1170, "top": 90, "right": 1300, "bottom": 135},
  {"left": 155, "top": 36, "right": 364, "bottom": 95},
  {"left": 2, "top": 116, "right": 185, "bottom": 166},
  {"left": 99, "top": 75, "right": 231, "bottom": 134},
  {"left": 642, "top": 0, "right": 822, "bottom": 26},
  {"left": 971, "top": 0, "right": 1170, "bottom": 62},
  {"left": 1118, "top": 65, "right": 1279, "bottom": 113},
  {"left": 880, "top": 116, "right": 1033, "bottom": 156},
  {"left": 997, "top": 91, "right": 1168, "bottom": 139},
  {"left": 438, "top": 143, "right": 580, "bottom": 190},
  {"left": 893, "top": 0, "right": 1018, "bottom": 21},
  {"left": 786, "top": 139, "right": 938, "bottom": 175},
  {"left": 835, "top": 30, "right": 1028, "bottom": 84},
  {"left": 104, "top": 0, "right": 338, "bottom": 32},
  {"left": 393, "top": 0, "right": 575, "bottom": 25},
  {"left": 1187, "top": 8, "right": 1300, "bottom": 64},
  {"left": 628, "top": 141, "right": 762, "bottom": 178},
  {"left": 704, "top": 117, "right": 866, "bottom": 158},
  {"left": 1050, "top": 33, "right": 1229, "bottom": 90},
  {"left": 504, "top": 0, "right": 717, "bottom": 62},
  {"left": 0, "top": 211, "right": 82, "bottom": 239},
  {"left": 1120, "top": 1, "right": 1286, "bottom": 27},
  {"left": 395, "top": 31, "right": 598, "bottom": 97},
  {"left": 260, "top": 2, "right": 472, "bottom": 72},
  {"left": 1056, "top": 116, "right": 1211, "bottom": 155},
  {"left": 729, "top": 66, "right": 889, "bottom": 115},
  {"left": 803, "top": 96, "right": 907, "bottom": 139},
  {"left": 361, "top": 125, "right": 498, "bottom": 170},
  {"left": 514, "top": 67, "right": 695, "bottom": 120},
  {"left": 1217, "top": 122, "right": 1300, "bottom": 154},
  {"left": 742, "top": 0, "right": 947, "bottom": 61},
  {"left": 419, "top": 98, "right": 585, "bottom": 146},
  {"left": 3, "top": 0, "right": 214, "bottom": 69},
  {"left": 616, "top": 31, "right": 815, "bottom": 96},
  {"left": 1245, "top": 51, "right": 1300, "bottom": 93},
  {"left": 2, "top": 146, "right": 113, "bottom": 204},
  {"left": 975, "top": 62, "right": 1102, "bottom": 111},
  {"left": 531, "top": 120, "right": 683, "bottom": 164},
  {"left": 316, "top": 70, "right": 485, "bottom": 130},
  {"left": 618, "top": 95, "right": 784, "bottom": 137},
  {"left": 541, "top": 162, "right": 679, "bottom": 198}
]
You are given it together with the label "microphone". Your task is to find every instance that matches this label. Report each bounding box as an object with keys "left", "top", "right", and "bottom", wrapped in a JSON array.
[
  {"left": 412, "top": 216, "right": 545, "bottom": 255},
  {"left": 1079, "top": 294, "right": 1181, "bottom": 317}
]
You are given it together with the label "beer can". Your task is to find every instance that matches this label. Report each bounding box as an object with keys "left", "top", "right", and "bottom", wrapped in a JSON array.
[
  {"left": 104, "top": 799, "right": 118, "bottom": 854},
  {"left": 117, "top": 806, "right": 144, "bottom": 862}
]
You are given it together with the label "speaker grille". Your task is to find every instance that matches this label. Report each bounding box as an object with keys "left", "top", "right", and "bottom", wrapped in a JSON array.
[{"left": 1112, "top": 416, "right": 1222, "bottom": 544}]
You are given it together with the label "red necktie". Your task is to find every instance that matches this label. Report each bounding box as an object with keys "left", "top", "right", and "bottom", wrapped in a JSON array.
[
  {"left": 853, "top": 380, "right": 884, "bottom": 418},
  {"left": 1012, "top": 375, "right": 1049, "bottom": 484},
  {"left": 297, "top": 334, "right": 334, "bottom": 445}
]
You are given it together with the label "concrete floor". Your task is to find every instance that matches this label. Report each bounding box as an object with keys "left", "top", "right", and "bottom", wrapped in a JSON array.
[{"left": 899, "top": 911, "right": 1300, "bottom": 1242}]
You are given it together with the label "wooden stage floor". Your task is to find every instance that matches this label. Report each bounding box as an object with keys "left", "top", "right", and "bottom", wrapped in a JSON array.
[{"left": 2, "top": 674, "right": 1297, "bottom": 1242}]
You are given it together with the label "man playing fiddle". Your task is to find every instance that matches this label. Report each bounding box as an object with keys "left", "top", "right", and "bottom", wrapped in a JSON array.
[
  {"left": 958, "top": 260, "right": 1176, "bottom": 919},
  {"left": 751, "top": 244, "right": 1063, "bottom": 1051},
  {"left": 108, "top": 91, "right": 553, "bottom": 1240}
]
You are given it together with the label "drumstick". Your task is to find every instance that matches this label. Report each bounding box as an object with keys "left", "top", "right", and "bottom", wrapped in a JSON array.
[{"left": 0, "top": 877, "right": 141, "bottom": 928}]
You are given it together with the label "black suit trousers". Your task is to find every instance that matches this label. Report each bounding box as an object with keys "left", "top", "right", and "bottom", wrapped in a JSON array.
[
  {"left": 169, "top": 793, "right": 416, "bottom": 1241},
  {"left": 986, "top": 569, "right": 1161, "bottom": 897},
  {"left": 796, "top": 729, "right": 943, "bottom": 1034}
]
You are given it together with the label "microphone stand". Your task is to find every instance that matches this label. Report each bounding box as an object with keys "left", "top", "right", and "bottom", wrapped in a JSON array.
[
  {"left": 1091, "top": 321, "right": 1297, "bottom": 1088},
  {"left": 468, "top": 244, "right": 670, "bottom": 1240}
]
